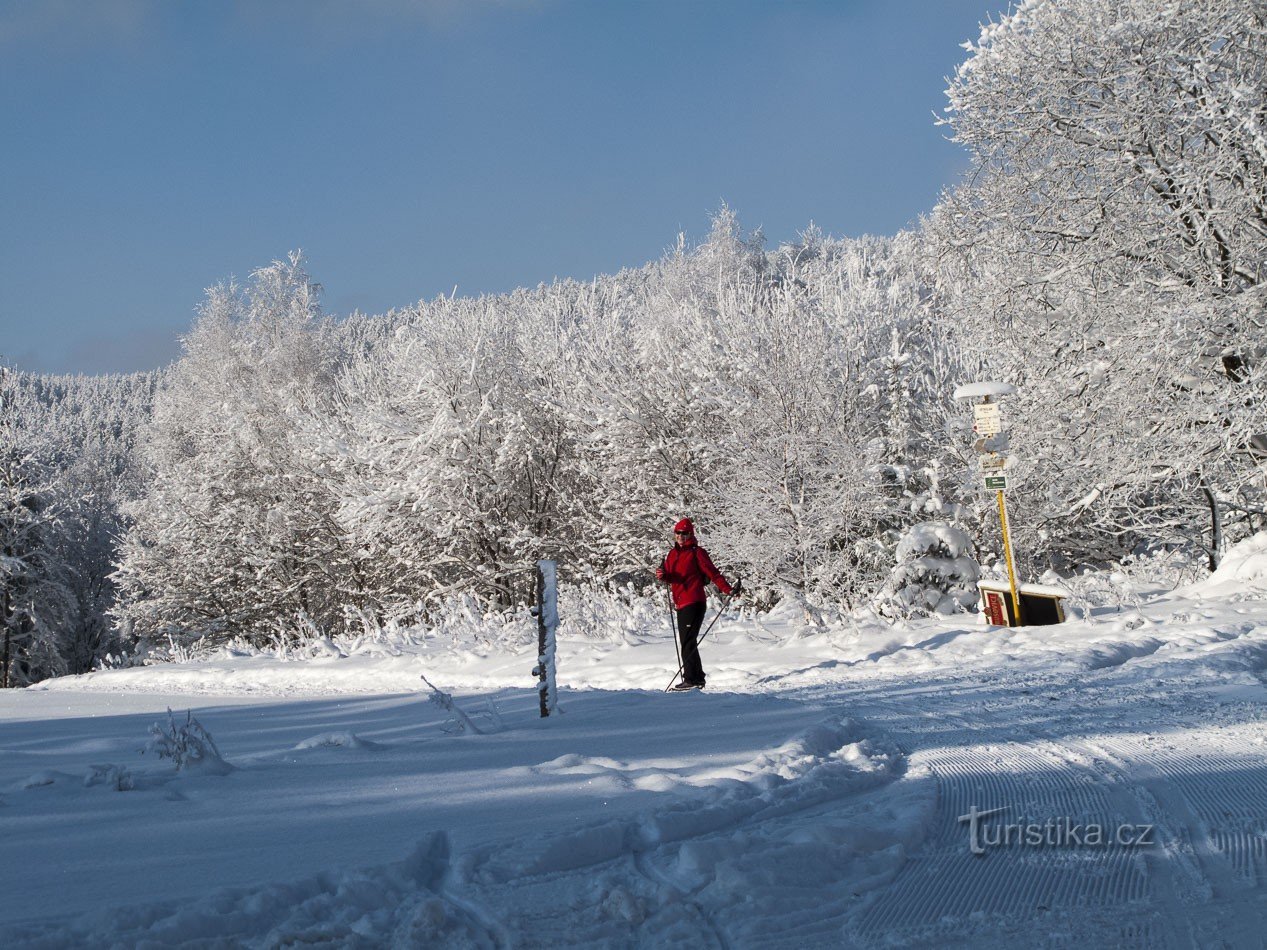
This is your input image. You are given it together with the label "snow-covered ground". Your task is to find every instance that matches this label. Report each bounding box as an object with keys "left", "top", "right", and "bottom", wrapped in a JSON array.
[{"left": 4, "top": 538, "right": 1267, "bottom": 947}]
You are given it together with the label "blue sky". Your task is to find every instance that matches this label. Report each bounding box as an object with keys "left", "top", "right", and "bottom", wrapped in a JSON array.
[{"left": 1, "top": 0, "right": 1007, "bottom": 375}]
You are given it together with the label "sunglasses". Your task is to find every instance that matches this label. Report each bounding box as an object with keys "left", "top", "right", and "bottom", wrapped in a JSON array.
[{"left": 674, "top": 530, "right": 690, "bottom": 535}]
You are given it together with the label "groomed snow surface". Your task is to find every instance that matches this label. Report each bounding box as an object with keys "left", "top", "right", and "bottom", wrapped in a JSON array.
[{"left": 4, "top": 539, "right": 1267, "bottom": 947}]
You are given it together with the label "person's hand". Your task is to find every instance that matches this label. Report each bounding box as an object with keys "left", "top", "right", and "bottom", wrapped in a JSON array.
[
  {"left": 655, "top": 567, "right": 665, "bottom": 581},
  {"left": 732, "top": 578, "right": 743, "bottom": 595}
]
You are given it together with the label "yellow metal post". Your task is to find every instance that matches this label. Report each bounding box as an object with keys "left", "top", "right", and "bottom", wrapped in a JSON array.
[{"left": 996, "top": 489, "right": 1022, "bottom": 625}]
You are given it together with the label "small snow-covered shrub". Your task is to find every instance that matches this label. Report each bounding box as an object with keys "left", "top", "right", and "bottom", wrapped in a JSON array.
[
  {"left": 1116, "top": 545, "right": 1208, "bottom": 591},
  {"left": 422, "top": 675, "right": 503, "bottom": 735},
  {"left": 1056, "top": 545, "right": 1206, "bottom": 617},
  {"left": 1057, "top": 568, "right": 1141, "bottom": 616},
  {"left": 557, "top": 583, "right": 664, "bottom": 642},
  {"left": 84, "top": 764, "right": 134, "bottom": 791},
  {"left": 293, "top": 732, "right": 383, "bottom": 751},
  {"left": 875, "top": 521, "right": 979, "bottom": 619},
  {"left": 423, "top": 594, "right": 529, "bottom": 648},
  {"left": 144, "top": 709, "right": 232, "bottom": 774},
  {"left": 94, "top": 647, "right": 142, "bottom": 672}
]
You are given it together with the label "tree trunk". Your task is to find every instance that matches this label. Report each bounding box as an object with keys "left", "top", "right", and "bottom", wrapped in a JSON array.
[{"left": 1202, "top": 479, "right": 1223, "bottom": 572}]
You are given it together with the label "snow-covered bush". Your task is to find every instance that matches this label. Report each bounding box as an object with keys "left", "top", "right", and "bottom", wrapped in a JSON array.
[
  {"left": 1054, "top": 569, "right": 1142, "bottom": 617},
  {"left": 557, "top": 583, "right": 665, "bottom": 643},
  {"left": 422, "top": 676, "right": 502, "bottom": 735},
  {"left": 875, "top": 522, "right": 979, "bottom": 619},
  {"left": 1202, "top": 531, "right": 1267, "bottom": 590},
  {"left": 144, "top": 709, "right": 232, "bottom": 774},
  {"left": 84, "top": 764, "right": 134, "bottom": 791}
]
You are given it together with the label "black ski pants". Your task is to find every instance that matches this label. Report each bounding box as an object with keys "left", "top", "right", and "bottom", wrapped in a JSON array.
[{"left": 676, "top": 599, "right": 708, "bottom": 686}]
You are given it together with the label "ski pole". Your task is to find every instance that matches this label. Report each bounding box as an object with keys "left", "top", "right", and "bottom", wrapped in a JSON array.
[
  {"left": 660, "top": 556, "right": 683, "bottom": 693},
  {"left": 697, "top": 594, "right": 730, "bottom": 645},
  {"left": 661, "top": 557, "right": 681, "bottom": 672},
  {"left": 667, "top": 589, "right": 682, "bottom": 679},
  {"left": 698, "top": 579, "right": 740, "bottom": 649}
]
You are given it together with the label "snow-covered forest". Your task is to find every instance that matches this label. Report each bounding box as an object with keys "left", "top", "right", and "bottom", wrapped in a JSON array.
[
  {"left": 0, "top": 370, "right": 156, "bottom": 684},
  {"left": 3, "top": 0, "right": 1265, "bottom": 685},
  {"left": 7, "top": 4, "right": 1267, "bottom": 946}
]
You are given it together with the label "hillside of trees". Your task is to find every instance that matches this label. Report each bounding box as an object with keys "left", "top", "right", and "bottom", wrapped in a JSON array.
[{"left": 3, "top": 0, "right": 1263, "bottom": 684}]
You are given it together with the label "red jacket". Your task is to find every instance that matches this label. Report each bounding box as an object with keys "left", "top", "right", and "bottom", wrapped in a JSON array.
[{"left": 662, "top": 540, "right": 733, "bottom": 609}]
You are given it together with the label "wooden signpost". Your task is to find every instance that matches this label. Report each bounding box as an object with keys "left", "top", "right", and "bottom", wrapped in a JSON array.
[
  {"left": 954, "top": 381, "right": 1022, "bottom": 625},
  {"left": 533, "top": 560, "right": 559, "bottom": 718}
]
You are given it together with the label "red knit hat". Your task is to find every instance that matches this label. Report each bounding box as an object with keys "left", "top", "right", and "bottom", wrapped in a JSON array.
[{"left": 673, "top": 517, "right": 695, "bottom": 535}]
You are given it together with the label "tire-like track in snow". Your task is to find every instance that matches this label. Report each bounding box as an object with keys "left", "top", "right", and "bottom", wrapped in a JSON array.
[
  {"left": 853, "top": 735, "right": 1153, "bottom": 946},
  {"left": 475, "top": 662, "right": 1267, "bottom": 948},
  {"left": 829, "top": 670, "right": 1267, "bottom": 948}
]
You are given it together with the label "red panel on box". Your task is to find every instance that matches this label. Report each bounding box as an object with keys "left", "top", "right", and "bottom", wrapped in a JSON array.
[{"left": 984, "top": 591, "right": 1007, "bottom": 626}]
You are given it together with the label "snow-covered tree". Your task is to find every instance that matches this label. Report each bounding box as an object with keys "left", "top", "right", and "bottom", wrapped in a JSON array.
[
  {"left": 114, "top": 254, "right": 347, "bottom": 646},
  {"left": 37, "top": 372, "right": 157, "bottom": 671},
  {"left": 570, "top": 213, "right": 765, "bottom": 583},
  {"left": 941, "top": 0, "right": 1267, "bottom": 301},
  {"left": 875, "top": 521, "right": 980, "bottom": 619},
  {"left": 929, "top": 0, "right": 1267, "bottom": 573},
  {"left": 0, "top": 367, "right": 75, "bottom": 685},
  {"left": 0, "top": 368, "right": 156, "bottom": 681},
  {"left": 331, "top": 288, "right": 583, "bottom": 613}
]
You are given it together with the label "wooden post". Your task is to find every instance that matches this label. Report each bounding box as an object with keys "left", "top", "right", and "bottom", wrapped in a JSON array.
[
  {"left": 996, "top": 489, "right": 1023, "bottom": 626},
  {"left": 534, "top": 560, "right": 558, "bottom": 718},
  {"left": 955, "top": 381, "right": 1022, "bottom": 627}
]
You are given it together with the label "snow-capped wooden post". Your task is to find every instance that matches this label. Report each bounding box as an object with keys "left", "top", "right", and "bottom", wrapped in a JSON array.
[
  {"left": 533, "top": 560, "right": 559, "bottom": 718},
  {"left": 954, "top": 381, "right": 1022, "bottom": 625}
]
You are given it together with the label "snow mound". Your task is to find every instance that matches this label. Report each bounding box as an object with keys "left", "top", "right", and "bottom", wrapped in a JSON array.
[
  {"left": 11, "top": 767, "right": 134, "bottom": 796},
  {"left": 1176, "top": 531, "right": 1267, "bottom": 600},
  {"left": 5, "top": 833, "right": 503, "bottom": 948},
  {"left": 83, "top": 764, "right": 135, "bottom": 791},
  {"left": 293, "top": 731, "right": 385, "bottom": 751},
  {"left": 16, "top": 770, "right": 76, "bottom": 791},
  {"left": 1209, "top": 532, "right": 1267, "bottom": 588},
  {"left": 467, "top": 715, "right": 904, "bottom": 884}
]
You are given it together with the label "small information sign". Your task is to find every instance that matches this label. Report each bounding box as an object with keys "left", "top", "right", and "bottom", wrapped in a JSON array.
[
  {"left": 972, "top": 402, "right": 1002, "bottom": 437},
  {"left": 984, "top": 474, "right": 1008, "bottom": 490}
]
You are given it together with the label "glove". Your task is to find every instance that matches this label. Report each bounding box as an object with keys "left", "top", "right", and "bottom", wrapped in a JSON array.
[
  {"left": 732, "top": 578, "right": 743, "bottom": 596},
  {"left": 655, "top": 567, "right": 665, "bottom": 581}
]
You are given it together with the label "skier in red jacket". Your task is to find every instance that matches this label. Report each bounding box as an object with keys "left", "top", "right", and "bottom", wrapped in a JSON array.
[{"left": 655, "top": 517, "right": 736, "bottom": 690}]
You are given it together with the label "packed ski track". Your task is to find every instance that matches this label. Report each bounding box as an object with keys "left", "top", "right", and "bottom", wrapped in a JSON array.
[{"left": 3, "top": 548, "right": 1267, "bottom": 947}]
